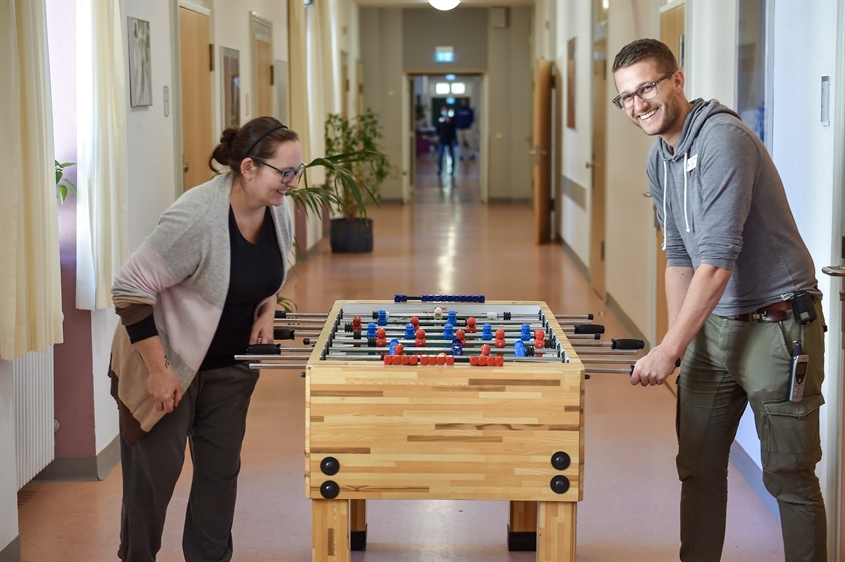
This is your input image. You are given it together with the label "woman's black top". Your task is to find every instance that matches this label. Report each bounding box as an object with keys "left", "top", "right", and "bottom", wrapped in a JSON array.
[{"left": 200, "top": 206, "right": 284, "bottom": 371}]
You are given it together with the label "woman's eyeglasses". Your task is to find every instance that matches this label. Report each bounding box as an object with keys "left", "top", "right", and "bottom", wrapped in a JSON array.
[{"left": 253, "top": 159, "right": 306, "bottom": 185}]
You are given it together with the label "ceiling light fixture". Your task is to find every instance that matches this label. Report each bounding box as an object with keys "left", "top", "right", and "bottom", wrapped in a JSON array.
[{"left": 429, "top": 0, "right": 460, "bottom": 11}]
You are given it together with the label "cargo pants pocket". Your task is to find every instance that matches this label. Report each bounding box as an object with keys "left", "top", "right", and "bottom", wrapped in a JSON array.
[{"left": 761, "top": 392, "right": 824, "bottom": 473}]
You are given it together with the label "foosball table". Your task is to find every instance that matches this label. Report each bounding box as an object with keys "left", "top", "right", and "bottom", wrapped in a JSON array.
[{"left": 241, "top": 296, "right": 643, "bottom": 562}]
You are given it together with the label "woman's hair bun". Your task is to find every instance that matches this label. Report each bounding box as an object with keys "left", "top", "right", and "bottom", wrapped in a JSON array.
[{"left": 219, "top": 126, "right": 240, "bottom": 145}]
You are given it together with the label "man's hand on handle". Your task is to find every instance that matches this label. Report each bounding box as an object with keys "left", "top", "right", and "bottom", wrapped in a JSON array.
[{"left": 631, "top": 347, "right": 681, "bottom": 386}]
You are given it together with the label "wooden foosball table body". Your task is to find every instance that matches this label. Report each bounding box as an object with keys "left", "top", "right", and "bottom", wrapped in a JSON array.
[{"left": 305, "top": 300, "right": 584, "bottom": 561}]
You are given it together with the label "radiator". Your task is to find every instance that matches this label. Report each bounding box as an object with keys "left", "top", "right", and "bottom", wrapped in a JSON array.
[{"left": 14, "top": 348, "right": 55, "bottom": 490}]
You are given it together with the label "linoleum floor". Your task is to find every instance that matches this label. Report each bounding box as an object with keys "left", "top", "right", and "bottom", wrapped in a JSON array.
[{"left": 18, "top": 154, "right": 783, "bottom": 561}]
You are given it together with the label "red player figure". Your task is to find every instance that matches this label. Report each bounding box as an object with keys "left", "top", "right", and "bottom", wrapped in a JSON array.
[
  {"left": 352, "top": 315, "right": 362, "bottom": 331},
  {"left": 535, "top": 338, "right": 545, "bottom": 358},
  {"left": 466, "top": 317, "right": 477, "bottom": 333}
]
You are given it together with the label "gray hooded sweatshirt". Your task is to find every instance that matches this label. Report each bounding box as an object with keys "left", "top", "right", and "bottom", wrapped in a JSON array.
[{"left": 646, "top": 98, "right": 819, "bottom": 316}]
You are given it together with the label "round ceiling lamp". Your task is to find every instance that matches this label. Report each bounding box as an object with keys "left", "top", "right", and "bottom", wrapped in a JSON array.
[{"left": 429, "top": 0, "right": 460, "bottom": 11}]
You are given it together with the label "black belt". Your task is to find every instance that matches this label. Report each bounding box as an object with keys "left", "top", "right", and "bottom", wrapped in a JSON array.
[{"left": 719, "top": 301, "right": 791, "bottom": 323}]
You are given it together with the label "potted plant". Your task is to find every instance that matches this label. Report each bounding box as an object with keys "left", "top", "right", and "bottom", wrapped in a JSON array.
[
  {"left": 321, "top": 109, "right": 395, "bottom": 253},
  {"left": 55, "top": 160, "right": 76, "bottom": 203}
]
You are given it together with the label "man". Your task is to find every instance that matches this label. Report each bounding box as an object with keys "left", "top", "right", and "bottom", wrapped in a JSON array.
[
  {"left": 436, "top": 106, "right": 457, "bottom": 175},
  {"left": 455, "top": 98, "right": 475, "bottom": 160},
  {"left": 613, "top": 38, "right": 827, "bottom": 561}
]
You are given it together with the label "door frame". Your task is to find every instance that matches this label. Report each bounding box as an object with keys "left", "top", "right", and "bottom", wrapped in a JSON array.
[
  {"left": 170, "top": 0, "right": 216, "bottom": 196},
  {"left": 250, "top": 12, "right": 273, "bottom": 119},
  {"left": 589, "top": 9, "right": 608, "bottom": 300},
  {"left": 823, "top": 3, "right": 845, "bottom": 556},
  {"left": 401, "top": 71, "right": 489, "bottom": 203}
]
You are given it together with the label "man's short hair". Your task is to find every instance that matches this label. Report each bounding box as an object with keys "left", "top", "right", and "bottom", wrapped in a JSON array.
[{"left": 612, "top": 39, "right": 679, "bottom": 75}]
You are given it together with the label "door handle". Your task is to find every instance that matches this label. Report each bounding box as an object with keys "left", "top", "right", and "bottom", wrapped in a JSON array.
[
  {"left": 822, "top": 265, "right": 845, "bottom": 277},
  {"left": 586, "top": 162, "right": 596, "bottom": 169},
  {"left": 183, "top": 162, "right": 190, "bottom": 173},
  {"left": 642, "top": 192, "right": 652, "bottom": 198}
]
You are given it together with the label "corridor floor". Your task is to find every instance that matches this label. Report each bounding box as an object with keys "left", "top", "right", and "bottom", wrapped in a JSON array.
[{"left": 17, "top": 153, "right": 783, "bottom": 561}]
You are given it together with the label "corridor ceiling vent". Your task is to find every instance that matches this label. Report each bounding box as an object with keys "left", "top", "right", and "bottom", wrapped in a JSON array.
[{"left": 429, "top": 0, "right": 460, "bottom": 11}]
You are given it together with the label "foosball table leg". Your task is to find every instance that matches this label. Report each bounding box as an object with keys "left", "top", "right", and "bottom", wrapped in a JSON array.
[
  {"left": 507, "top": 500, "right": 537, "bottom": 551},
  {"left": 312, "top": 499, "right": 349, "bottom": 562},
  {"left": 350, "top": 499, "right": 367, "bottom": 551},
  {"left": 537, "top": 501, "right": 577, "bottom": 562}
]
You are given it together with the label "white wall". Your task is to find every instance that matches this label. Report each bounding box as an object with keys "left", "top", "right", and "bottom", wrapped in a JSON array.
[
  {"left": 750, "top": 0, "right": 839, "bottom": 490},
  {"left": 360, "top": 7, "right": 405, "bottom": 201},
  {"left": 557, "top": 1, "right": 592, "bottom": 266},
  {"left": 214, "top": 0, "right": 287, "bottom": 126},
  {"left": 604, "top": 0, "right": 660, "bottom": 341},
  {"left": 685, "top": 0, "right": 737, "bottom": 108},
  {"left": 0, "top": 360, "right": 18, "bottom": 555},
  {"left": 124, "top": 0, "right": 179, "bottom": 251}
]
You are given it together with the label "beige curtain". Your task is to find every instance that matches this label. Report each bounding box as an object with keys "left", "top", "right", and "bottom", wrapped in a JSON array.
[
  {"left": 75, "top": 0, "right": 129, "bottom": 310},
  {"left": 0, "top": 0, "right": 64, "bottom": 360},
  {"left": 288, "top": 0, "right": 312, "bottom": 165}
]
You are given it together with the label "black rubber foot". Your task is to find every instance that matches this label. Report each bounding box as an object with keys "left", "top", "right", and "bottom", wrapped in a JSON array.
[
  {"left": 351, "top": 526, "right": 367, "bottom": 551},
  {"left": 507, "top": 525, "right": 536, "bottom": 551}
]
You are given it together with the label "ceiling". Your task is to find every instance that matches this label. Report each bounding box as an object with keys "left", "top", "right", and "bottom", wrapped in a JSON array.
[{"left": 355, "top": 0, "right": 535, "bottom": 8}]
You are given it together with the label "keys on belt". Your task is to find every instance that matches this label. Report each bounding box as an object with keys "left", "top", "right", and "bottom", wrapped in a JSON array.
[{"left": 719, "top": 301, "right": 792, "bottom": 323}]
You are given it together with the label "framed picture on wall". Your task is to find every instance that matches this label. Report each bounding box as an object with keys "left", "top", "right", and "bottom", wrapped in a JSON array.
[
  {"left": 222, "top": 47, "right": 241, "bottom": 128},
  {"left": 128, "top": 17, "right": 152, "bottom": 107}
]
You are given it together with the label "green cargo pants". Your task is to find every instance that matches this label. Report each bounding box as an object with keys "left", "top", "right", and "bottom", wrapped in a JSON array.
[{"left": 676, "top": 302, "right": 827, "bottom": 562}]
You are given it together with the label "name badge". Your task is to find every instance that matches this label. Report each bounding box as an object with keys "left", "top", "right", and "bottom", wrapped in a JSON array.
[{"left": 686, "top": 154, "right": 698, "bottom": 172}]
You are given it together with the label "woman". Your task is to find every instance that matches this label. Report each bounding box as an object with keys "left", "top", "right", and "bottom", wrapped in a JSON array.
[{"left": 108, "top": 117, "right": 300, "bottom": 561}]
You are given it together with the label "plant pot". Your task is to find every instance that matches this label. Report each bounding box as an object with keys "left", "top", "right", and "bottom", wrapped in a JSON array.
[{"left": 330, "top": 218, "right": 374, "bottom": 253}]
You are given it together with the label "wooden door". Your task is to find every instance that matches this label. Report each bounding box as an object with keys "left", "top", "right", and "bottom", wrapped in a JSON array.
[
  {"left": 179, "top": 6, "right": 212, "bottom": 191},
  {"left": 554, "top": 65, "right": 563, "bottom": 241},
  {"left": 533, "top": 59, "right": 553, "bottom": 245},
  {"left": 589, "top": 39, "right": 607, "bottom": 299},
  {"left": 256, "top": 39, "right": 273, "bottom": 118},
  {"left": 658, "top": 2, "right": 685, "bottom": 392}
]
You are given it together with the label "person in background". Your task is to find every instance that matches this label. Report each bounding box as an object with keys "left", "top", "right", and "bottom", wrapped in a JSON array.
[
  {"left": 613, "top": 38, "right": 827, "bottom": 562},
  {"left": 109, "top": 116, "right": 298, "bottom": 562},
  {"left": 436, "top": 105, "right": 457, "bottom": 176},
  {"left": 455, "top": 98, "right": 475, "bottom": 161}
]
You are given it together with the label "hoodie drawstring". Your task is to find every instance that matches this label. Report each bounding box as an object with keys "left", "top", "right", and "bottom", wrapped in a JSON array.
[
  {"left": 683, "top": 153, "right": 690, "bottom": 233},
  {"left": 661, "top": 161, "right": 668, "bottom": 250},
  {"left": 661, "top": 156, "right": 691, "bottom": 251}
]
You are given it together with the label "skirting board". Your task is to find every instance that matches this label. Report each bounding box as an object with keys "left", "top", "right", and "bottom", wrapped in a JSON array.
[
  {"left": 33, "top": 434, "right": 119, "bottom": 482},
  {"left": 559, "top": 238, "right": 590, "bottom": 284},
  {"left": 0, "top": 535, "right": 20, "bottom": 562},
  {"left": 605, "top": 291, "right": 650, "bottom": 348},
  {"left": 730, "top": 441, "right": 780, "bottom": 523}
]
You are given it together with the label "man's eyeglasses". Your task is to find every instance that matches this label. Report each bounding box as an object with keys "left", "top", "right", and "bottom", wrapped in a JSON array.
[
  {"left": 253, "top": 159, "right": 306, "bottom": 185},
  {"left": 612, "top": 72, "right": 675, "bottom": 110}
]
